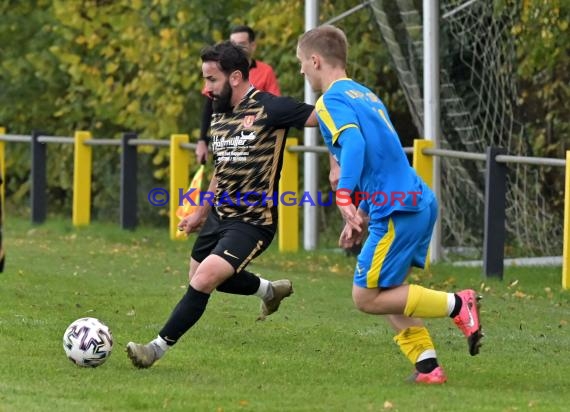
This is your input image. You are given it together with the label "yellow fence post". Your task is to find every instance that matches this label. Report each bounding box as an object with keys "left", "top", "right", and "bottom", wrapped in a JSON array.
[
  {"left": 278, "top": 138, "right": 299, "bottom": 252},
  {"left": 562, "top": 150, "right": 570, "bottom": 289},
  {"left": 72, "top": 131, "right": 92, "bottom": 226},
  {"left": 413, "top": 139, "right": 434, "bottom": 188},
  {"left": 413, "top": 139, "right": 434, "bottom": 270},
  {"left": 170, "top": 134, "right": 190, "bottom": 240},
  {"left": 0, "top": 127, "right": 5, "bottom": 205}
]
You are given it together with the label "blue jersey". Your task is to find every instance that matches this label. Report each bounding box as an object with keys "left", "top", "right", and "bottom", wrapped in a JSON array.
[{"left": 315, "top": 78, "right": 434, "bottom": 222}]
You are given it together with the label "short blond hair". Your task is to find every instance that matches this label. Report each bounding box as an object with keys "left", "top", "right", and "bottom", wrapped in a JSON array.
[{"left": 298, "top": 25, "right": 348, "bottom": 69}]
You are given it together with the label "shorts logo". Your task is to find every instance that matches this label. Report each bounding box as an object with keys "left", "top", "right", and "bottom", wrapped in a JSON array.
[
  {"left": 223, "top": 250, "right": 240, "bottom": 260},
  {"left": 242, "top": 115, "right": 255, "bottom": 128}
]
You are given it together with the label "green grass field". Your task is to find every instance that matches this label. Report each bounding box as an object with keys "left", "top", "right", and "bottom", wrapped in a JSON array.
[{"left": 1, "top": 217, "right": 569, "bottom": 411}]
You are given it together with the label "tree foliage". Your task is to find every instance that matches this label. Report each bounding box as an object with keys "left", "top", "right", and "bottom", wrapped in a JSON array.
[
  {"left": 508, "top": 0, "right": 569, "bottom": 208},
  {"left": 0, "top": 0, "right": 567, "bottom": 228},
  {"left": 0, "top": 0, "right": 412, "bottom": 225},
  {"left": 1, "top": 0, "right": 259, "bottom": 221},
  {"left": 511, "top": 0, "right": 569, "bottom": 157}
]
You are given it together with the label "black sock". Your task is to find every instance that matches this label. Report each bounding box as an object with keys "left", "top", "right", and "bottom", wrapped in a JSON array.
[
  {"left": 415, "top": 358, "right": 439, "bottom": 374},
  {"left": 449, "top": 294, "right": 462, "bottom": 318},
  {"left": 158, "top": 285, "right": 210, "bottom": 345},
  {"left": 216, "top": 270, "right": 260, "bottom": 295}
]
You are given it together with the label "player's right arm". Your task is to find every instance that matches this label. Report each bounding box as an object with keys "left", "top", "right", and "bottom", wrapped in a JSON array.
[
  {"left": 178, "top": 174, "right": 217, "bottom": 234},
  {"left": 339, "top": 207, "right": 369, "bottom": 249}
]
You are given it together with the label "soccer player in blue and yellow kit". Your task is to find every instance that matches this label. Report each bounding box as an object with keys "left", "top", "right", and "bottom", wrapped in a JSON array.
[{"left": 297, "top": 25, "right": 483, "bottom": 384}]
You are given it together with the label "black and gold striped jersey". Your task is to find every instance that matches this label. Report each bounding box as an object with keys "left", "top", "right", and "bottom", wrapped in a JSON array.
[{"left": 210, "top": 88, "right": 313, "bottom": 227}]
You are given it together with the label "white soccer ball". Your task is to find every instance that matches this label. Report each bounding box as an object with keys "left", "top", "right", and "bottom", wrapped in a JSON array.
[{"left": 63, "top": 317, "right": 113, "bottom": 367}]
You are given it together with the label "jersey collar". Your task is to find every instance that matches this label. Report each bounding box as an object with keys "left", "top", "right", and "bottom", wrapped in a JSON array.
[
  {"left": 326, "top": 77, "right": 352, "bottom": 91},
  {"left": 234, "top": 85, "right": 257, "bottom": 111}
]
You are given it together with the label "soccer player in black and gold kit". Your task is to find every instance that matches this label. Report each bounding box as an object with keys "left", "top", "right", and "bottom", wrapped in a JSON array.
[{"left": 127, "top": 41, "right": 317, "bottom": 368}]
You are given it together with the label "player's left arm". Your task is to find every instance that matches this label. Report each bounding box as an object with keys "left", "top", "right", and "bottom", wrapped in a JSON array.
[
  {"left": 264, "top": 95, "right": 315, "bottom": 130},
  {"left": 304, "top": 110, "right": 318, "bottom": 127}
]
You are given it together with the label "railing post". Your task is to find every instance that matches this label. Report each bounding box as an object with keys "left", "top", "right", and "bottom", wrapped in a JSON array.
[
  {"left": 0, "top": 127, "right": 5, "bottom": 205},
  {"left": 279, "top": 138, "right": 299, "bottom": 252},
  {"left": 72, "top": 131, "right": 92, "bottom": 226},
  {"left": 31, "top": 130, "right": 47, "bottom": 224},
  {"left": 413, "top": 139, "right": 434, "bottom": 269},
  {"left": 120, "top": 132, "right": 138, "bottom": 230},
  {"left": 413, "top": 139, "right": 434, "bottom": 189},
  {"left": 0, "top": 127, "right": 4, "bottom": 272},
  {"left": 170, "top": 134, "right": 190, "bottom": 240},
  {"left": 483, "top": 147, "right": 507, "bottom": 279},
  {"left": 563, "top": 151, "right": 570, "bottom": 290}
]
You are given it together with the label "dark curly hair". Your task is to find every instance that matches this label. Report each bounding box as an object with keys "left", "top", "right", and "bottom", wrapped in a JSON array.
[{"left": 200, "top": 40, "right": 249, "bottom": 80}]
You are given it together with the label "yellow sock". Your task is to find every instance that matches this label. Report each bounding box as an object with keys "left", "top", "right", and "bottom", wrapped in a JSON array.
[
  {"left": 403, "top": 284, "right": 448, "bottom": 318},
  {"left": 393, "top": 326, "right": 435, "bottom": 364}
]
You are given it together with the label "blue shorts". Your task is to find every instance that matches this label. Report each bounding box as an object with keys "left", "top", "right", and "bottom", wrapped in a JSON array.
[{"left": 354, "top": 198, "right": 438, "bottom": 289}]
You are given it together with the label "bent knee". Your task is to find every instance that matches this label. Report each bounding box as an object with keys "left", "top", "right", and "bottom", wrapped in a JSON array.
[
  {"left": 353, "top": 295, "right": 379, "bottom": 314},
  {"left": 190, "top": 271, "right": 220, "bottom": 294},
  {"left": 352, "top": 289, "right": 389, "bottom": 315},
  {"left": 353, "top": 299, "right": 371, "bottom": 313}
]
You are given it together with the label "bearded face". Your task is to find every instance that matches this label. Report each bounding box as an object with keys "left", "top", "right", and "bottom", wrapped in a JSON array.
[{"left": 212, "top": 79, "right": 233, "bottom": 113}]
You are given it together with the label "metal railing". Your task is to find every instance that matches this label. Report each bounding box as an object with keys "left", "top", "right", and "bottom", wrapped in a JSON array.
[{"left": 1, "top": 129, "right": 568, "bottom": 288}]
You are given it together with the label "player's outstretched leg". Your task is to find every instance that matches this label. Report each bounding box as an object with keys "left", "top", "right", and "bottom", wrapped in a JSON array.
[
  {"left": 453, "top": 289, "right": 483, "bottom": 355},
  {"left": 258, "top": 279, "right": 293, "bottom": 320},
  {"left": 126, "top": 341, "right": 163, "bottom": 369}
]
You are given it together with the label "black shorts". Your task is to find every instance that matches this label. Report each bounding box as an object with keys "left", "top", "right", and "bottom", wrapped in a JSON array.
[{"left": 191, "top": 210, "right": 276, "bottom": 272}]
